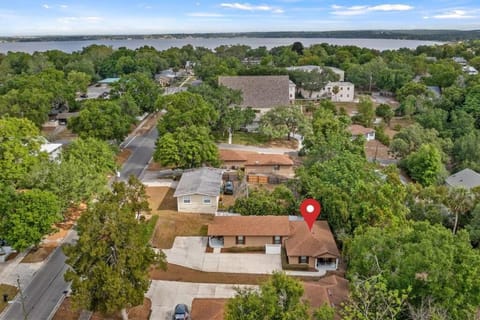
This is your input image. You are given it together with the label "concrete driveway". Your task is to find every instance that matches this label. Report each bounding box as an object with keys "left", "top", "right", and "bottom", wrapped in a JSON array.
[
  {"left": 147, "top": 280, "right": 257, "bottom": 320},
  {"left": 162, "top": 237, "right": 282, "bottom": 274}
]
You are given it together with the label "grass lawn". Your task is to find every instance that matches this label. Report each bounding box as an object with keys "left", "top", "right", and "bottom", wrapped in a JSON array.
[
  {"left": 0, "top": 284, "right": 18, "bottom": 313},
  {"left": 213, "top": 131, "right": 270, "bottom": 146}
]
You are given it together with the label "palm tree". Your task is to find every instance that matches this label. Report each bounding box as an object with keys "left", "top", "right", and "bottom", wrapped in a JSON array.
[{"left": 444, "top": 187, "right": 475, "bottom": 234}]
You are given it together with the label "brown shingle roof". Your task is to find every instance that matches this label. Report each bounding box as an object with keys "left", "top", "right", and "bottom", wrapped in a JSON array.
[
  {"left": 218, "top": 76, "right": 290, "bottom": 108},
  {"left": 285, "top": 221, "right": 340, "bottom": 258},
  {"left": 245, "top": 153, "right": 294, "bottom": 166},
  {"left": 219, "top": 149, "right": 249, "bottom": 162},
  {"left": 208, "top": 216, "right": 290, "bottom": 236},
  {"left": 349, "top": 124, "right": 375, "bottom": 136},
  {"left": 191, "top": 298, "right": 227, "bottom": 320},
  {"left": 303, "top": 275, "right": 349, "bottom": 309}
]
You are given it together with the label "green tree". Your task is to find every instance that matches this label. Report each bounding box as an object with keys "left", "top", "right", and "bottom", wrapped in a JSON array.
[
  {"left": 67, "top": 70, "right": 91, "bottom": 93},
  {"left": 0, "top": 187, "right": 61, "bottom": 251},
  {"left": 443, "top": 187, "right": 475, "bottom": 234},
  {"left": 154, "top": 126, "right": 219, "bottom": 169},
  {"left": 396, "top": 81, "right": 430, "bottom": 103},
  {"left": 110, "top": 72, "right": 160, "bottom": 113},
  {"left": 259, "top": 105, "right": 307, "bottom": 140},
  {"left": 375, "top": 104, "right": 394, "bottom": 126},
  {"left": 452, "top": 131, "right": 480, "bottom": 171},
  {"left": 232, "top": 185, "right": 296, "bottom": 216},
  {"left": 346, "top": 222, "right": 480, "bottom": 320},
  {"left": 289, "top": 69, "right": 338, "bottom": 98},
  {"left": 64, "top": 179, "right": 166, "bottom": 320},
  {"left": 156, "top": 92, "right": 218, "bottom": 135},
  {"left": 341, "top": 275, "right": 410, "bottom": 320},
  {"left": 0, "top": 117, "right": 44, "bottom": 186},
  {"left": 466, "top": 204, "right": 480, "bottom": 247},
  {"left": 313, "top": 304, "right": 335, "bottom": 320},
  {"left": 63, "top": 137, "right": 117, "bottom": 174},
  {"left": 225, "top": 272, "right": 309, "bottom": 320},
  {"left": 68, "top": 100, "right": 133, "bottom": 142},
  {"left": 354, "top": 96, "right": 375, "bottom": 127},
  {"left": 403, "top": 144, "right": 446, "bottom": 187}
]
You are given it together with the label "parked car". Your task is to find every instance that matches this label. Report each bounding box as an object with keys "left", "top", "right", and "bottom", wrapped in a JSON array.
[
  {"left": 224, "top": 180, "right": 234, "bottom": 195},
  {"left": 173, "top": 304, "right": 190, "bottom": 320}
]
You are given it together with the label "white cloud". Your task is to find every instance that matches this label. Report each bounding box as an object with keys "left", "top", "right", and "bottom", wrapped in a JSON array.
[
  {"left": 220, "top": 2, "right": 283, "bottom": 13},
  {"left": 57, "top": 16, "right": 102, "bottom": 24},
  {"left": 188, "top": 12, "right": 224, "bottom": 17},
  {"left": 433, "top": 10, "right": 474, "bottom": 19},
  {"left": 42, "top": 4, "right": 50, "bottom": 9},
  {"left": 331, "top": 3, "right": 413, "bottom": 16},
  {"left": 60, "top": 5, "right": 68, "bottom": 9}
]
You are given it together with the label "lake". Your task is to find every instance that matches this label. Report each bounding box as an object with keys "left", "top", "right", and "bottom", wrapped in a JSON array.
[{"left": 0, "top": 37, "right": 443, "bottom": 54}]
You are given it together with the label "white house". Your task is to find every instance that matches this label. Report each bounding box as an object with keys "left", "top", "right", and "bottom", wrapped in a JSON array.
[
  {"left": 289, "top": 80, "right": 296, "bottom": 102},
  {"left": 349, "top": 124, "right": 376, "bottom": 141},
  {"left": 40, "top": 142, "right": 63, "bottom": 161},
  {"left": 173, "top": 167, "right": 224, "bottom": 214}
]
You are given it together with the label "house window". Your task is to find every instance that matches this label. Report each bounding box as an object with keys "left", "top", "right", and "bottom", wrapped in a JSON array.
[
  {"left": 273, "top": 236, "right": 281, "bottom": 244},
  {"left": 183, "top": 196, "right": 191, "bottom": 204},
  {"left": 347, "top": 94, "right": 350, "bottom": 98},
  {"left": 273, "top": 165, "right": 280, "bottom": 171},
  {"left": 236, "top": 236, "right": 245, "bottom": 245},
  {"left": 347, "top": 87, "right": 350, "bottom": 90},
  {"left": 203, "top": 196, "right": 211, "bottom": 205},
  {"left": 340, "top": 87, "right": 343, "bottom": 90},
  {"left": 299, "top": 256, "right": 309, "bottom": 264}
]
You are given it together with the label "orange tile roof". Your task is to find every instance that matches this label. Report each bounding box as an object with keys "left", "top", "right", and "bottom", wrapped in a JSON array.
[
  {"left": 349, "top": 124, "right": 375, "bottom": 136},
  {"left": 245, "top": 153, "right": 294, "bottom": 166},
  {"left": 208, "top": 215, "right": 291, "bottom": 236},
  {"left": 285, "top": 221, "right": 340, "bottom": 258},
  {"left": 191, "top": 298, "right": 227, "bottom": 320}
]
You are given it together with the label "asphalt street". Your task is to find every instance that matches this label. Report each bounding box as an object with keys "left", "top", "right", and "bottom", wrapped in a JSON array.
[
  {"left": 119, "top": 127, "right": 158, "bottom": 181},
  {"left": 1, "top": 231, "right": 76, "bottom": 320},
  {"left": 1, "top": 125, "right": 158, "bottom": 320}
]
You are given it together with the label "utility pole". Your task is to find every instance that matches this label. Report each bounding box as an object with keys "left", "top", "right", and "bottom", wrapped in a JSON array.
[{"left": 16, "top": 276, "right": 28, "bottom": 320}]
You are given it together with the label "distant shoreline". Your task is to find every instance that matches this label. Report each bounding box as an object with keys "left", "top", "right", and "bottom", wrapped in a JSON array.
[{"left": 1, "top": 29, "right": 479, "bottom": 43}]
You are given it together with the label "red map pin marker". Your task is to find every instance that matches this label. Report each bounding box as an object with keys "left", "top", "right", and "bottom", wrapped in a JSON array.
[{"left": 300, "top": 199, "right": 321, "bottom": 231}]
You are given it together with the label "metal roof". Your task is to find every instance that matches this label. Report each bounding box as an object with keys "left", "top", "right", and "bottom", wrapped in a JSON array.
[
  {"left": 445, "top": 168, "right": 480, "bottom": 190},
  {"left": 173, "top": 167, "right": 223, "bottom": 197}
]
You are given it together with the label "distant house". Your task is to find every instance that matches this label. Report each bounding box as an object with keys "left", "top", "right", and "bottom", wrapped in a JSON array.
[
  {"left": 207, "top": 215, "right": 340, "bottom": 272},
  {"left": 98, "top": 77, "right": 120, "bottom": 85},
  {"left": 219, "top": 149, "right": 248, "bottom": 169},
  {"left": 445, "top": 168, "right": 480, "bottom": 190},
  {"left": 40, "top": 142, "right": 63, "bottom": 161},
  {"left": 244, "top": 153, "right": 294, "bottom": 178},
  {"left": 463, "top": 65, "right": 479, "bottom": 76},
  {"left": 349, "top": 124, "right": 375, "bottom": 141},
  {"left": 453, "top": 57, "right": 468, "bottom": 66},
  {"left": 190, "top": 274, "right": 349, "bottom": 319},
  {"left": 289, "top": 80, "right": 296, "bottom": 102},
  {"left": 286, "top": 65, "right": 354, "bottom": 102},
  {"left": 163, "top": 87, "right": 188, "bottom": 95},
  {"left": 218, "top": 75, "right": 292, "bottom": 112},
  {"left": 155, "top": 69, "right": 186, "bottom": 87},
  {"left": 173, "top": 167, "right": 224, "bottom": 214}
]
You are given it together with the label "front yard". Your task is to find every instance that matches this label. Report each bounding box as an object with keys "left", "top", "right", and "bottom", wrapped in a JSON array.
[
  {"left": 213, "top": 131, "right": 298, "bottom": 149},
  {"left": 146, "top": 187, "right": 213, "bottom": 249}
]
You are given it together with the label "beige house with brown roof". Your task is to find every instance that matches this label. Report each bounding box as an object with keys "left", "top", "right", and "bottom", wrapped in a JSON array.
[
  {"left": 218, "top": 75, "right": 292, "bottom": 113},
  {"left": 207, "top": 215, "right": 340, "bottom": 271},
  {"left": 219, "top": 149, "right": 248, "bottom": 169},
  {"left": 349, "top": 124, "right": 375, "bottom": 141},
  {"left": 245, "top": 153, "right": 294, "bottom": 178}
]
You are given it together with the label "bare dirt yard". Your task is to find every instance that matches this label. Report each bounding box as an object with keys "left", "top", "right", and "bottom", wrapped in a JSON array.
[
  {"left": 53, "top": 297, "right": 151, "bottom": 320},
  {"left": 146, "top": 187, "right": 214, "bottom": 249},
  {"left": 0, "top": 284, "right": 18, "bottom": 313}
]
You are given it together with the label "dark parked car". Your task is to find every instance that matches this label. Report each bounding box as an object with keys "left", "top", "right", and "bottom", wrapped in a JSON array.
[
  {"left": 224, "top": 180, "right": 234, "bottom": 195},
  {"left": 173, "top": 304, "right": 190, "bottom": 320}
]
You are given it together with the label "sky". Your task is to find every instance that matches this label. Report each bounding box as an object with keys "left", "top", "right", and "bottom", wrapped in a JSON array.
[{"left": 0, "top": 1, "right": 479, "bottom": 36}]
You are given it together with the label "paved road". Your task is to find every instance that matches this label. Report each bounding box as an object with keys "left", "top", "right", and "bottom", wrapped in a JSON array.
[
  {"left": 119, "top": 127, "right": 158, "bottom": 181},
  {"left": 1, "top": 232, "right": 76, "bottom": 320}
]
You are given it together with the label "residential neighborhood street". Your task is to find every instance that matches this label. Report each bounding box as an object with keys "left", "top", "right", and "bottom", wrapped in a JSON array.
[{"left": 1, "top": 231, "right": 76, "bottom": 320}]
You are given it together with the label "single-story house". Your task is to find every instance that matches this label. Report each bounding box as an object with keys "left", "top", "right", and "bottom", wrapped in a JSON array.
[
  {"left": 98, "top": 77, "right": 120, "bottom": 85},
  {"left": 218, "top": 75, "right": 292, "bottom": 113},
  {"left": 219, "top": 149, "right": 248, "bottom": 169},
  {"left": 349, "top": 124, "right": 375, "bottom": 141},
  {"left": 284, "top": 221, "right": 340, "bottom": 271},
  {"left": 173, "top": 167, "right": 224, "bottom": 214},
  {"left": 208, "top": 215, "right": 290, "bottom": 249},
  {"left": 245, "top": 153, "right": 294, "bottom": 178},
  {"left": 190, "top": 275, "right": 349, "bottom": 319},
  {"left": 207, "top": 215, "right": 340, "bottom": 272},
  {"left": 445, "top": 168, "right": 480, "bottom": 190}
]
